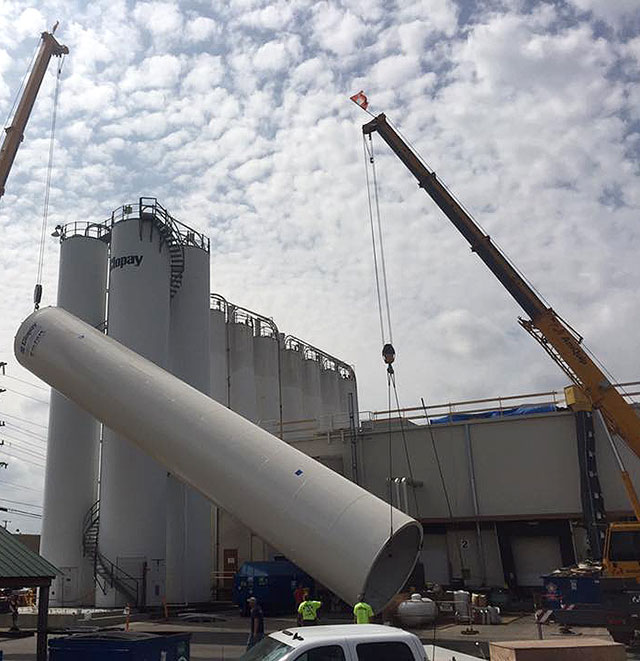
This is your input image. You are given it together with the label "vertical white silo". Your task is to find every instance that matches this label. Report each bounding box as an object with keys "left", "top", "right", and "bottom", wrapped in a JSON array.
[
  {"left": 98, "top": 209, "right": 171, "bottom": 607},
  {"left": 301, "top": 356, "right": 322, "bottom": 424},
  {"left": 281, "top": 346, "right": 304, "bottom": 425},
  {"left": 254, "top": 331, "right": 280, "bottom": 431},
  {"left": 338, "top": 369, "right": 359, "bottom": 429},
  {"left": 209, "top": 301, "right": 228, "bottom": 406},
  {"left": 228, "top": 316, "right": 258, "bottom": 421},
  {"left": 42, "top": 228, "right": 108, "bottom": 606},
  {"left": 167, "top": 240, "right": 212, "bottom": 604},
  {"left": 320, "top": 366, "right": 340, "bottom": 431}
]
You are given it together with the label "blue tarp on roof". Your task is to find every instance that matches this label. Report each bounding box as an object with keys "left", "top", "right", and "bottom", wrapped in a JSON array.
[{"left": 430, "top": 404, "right": 558, "bottom": 425}]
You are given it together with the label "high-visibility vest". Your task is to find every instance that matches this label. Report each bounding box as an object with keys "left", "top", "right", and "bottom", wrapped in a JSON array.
[
  {"left": 298, "top": 600, "right": 322, "bottom": 620},
  {"left": 353, "top": 601, "right": 374, "bottom": 624}
]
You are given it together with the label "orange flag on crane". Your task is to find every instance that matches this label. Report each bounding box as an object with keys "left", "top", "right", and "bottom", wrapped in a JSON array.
[{"left": 350, "top": 90, "right": 369, "bottom": 110}]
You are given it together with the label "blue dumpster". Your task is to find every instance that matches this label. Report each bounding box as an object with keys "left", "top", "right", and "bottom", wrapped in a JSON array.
[{"left": 49, "top": 631, "right": 190, "bottom": 660}]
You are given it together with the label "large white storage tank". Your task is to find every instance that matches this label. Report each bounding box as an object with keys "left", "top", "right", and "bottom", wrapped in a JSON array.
[
  {"left": 338, "top": 367, "right": 359, "bottom": 429},
  {"left": 254, "top": 326, "right": 280, "bottom": 430},
  {"left": 98, "top": 203, "right": 172, "bottom": 607},
  {"left": 167, "top": 237, "right": 212, "bottom": 604},
  {"left": 228, "top": 313, "right": 258, "bottom": 422},
  {"left": 281, "top": 344, "right": 304, "bottom": 426},
  {"left": 42, "top": 225, "right": 108, "bottom": 606},
  {"left": 320, "top": 365, "right": 340, "bottom": 431},
  {"left": 209, "top": 297, "right": 228, "bottom": 406},
  {"left": 301, "top": 356, "right": 322, "bottom": 423}
]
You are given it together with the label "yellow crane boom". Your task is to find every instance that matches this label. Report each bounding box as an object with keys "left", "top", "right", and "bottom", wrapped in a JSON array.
[
  {"left": 362, "top": 113, "right": 640, "bottom": 521},
  {"left": 0, "top": 29, "right": 68, "bottom": 199}
]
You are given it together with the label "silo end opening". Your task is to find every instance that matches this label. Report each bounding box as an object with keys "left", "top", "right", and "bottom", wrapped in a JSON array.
[{"left": 363, "top": 522, "right": 423, "bottom": 612}]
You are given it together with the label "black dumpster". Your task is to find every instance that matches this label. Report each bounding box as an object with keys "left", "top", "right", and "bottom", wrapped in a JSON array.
[{"left": 49, "top": 631, "right": 190, "bottom": 660}]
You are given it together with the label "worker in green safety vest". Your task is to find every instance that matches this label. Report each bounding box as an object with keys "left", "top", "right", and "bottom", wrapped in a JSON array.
[
  {"left": 297, "top": 589, "right": 322, "bottom": 626},
  {"left": 353, "top": 594, "right": 374, "bottom": 624}
]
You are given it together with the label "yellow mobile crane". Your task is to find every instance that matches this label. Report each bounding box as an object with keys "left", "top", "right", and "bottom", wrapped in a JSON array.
[
  {"left": 362, "top": 113, "right": 640, "bottom": 642},
  {"left": 0, "top": 28, "right": 68, "bottom": 199}
]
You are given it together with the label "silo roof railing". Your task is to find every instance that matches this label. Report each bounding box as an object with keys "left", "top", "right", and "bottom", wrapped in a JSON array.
[
  {"left": 209, "top": 294, "right": 279, "bottom": 339},
  {"left": 57, "top": 220, "right": 111, "bottom": 242},
  {"left": 284, "top": 334, "right": 355, "bottom": 380},
  {"left": 110, "top": 198, "right": 210, "bottom": 252}
]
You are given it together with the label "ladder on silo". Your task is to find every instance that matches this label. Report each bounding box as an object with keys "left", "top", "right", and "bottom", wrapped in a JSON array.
[
  {"left": 82, "top": 500, "right": 141, "bottom": 607},
  {"left": 138, "top": 197, "right": 186, "bottom": 299}
]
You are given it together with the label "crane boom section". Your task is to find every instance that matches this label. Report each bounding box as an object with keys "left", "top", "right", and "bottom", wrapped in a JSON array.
[
  {"left": 0, "top": 31, "right": 68, "bottom": 199},
  {"left": 362, "top": 113, "right": 640, "bottom": 463}
]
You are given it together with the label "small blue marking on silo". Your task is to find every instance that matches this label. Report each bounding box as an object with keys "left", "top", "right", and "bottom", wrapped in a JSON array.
[{"left": 295, "top": 469, "right": 303, "bottom": 476}]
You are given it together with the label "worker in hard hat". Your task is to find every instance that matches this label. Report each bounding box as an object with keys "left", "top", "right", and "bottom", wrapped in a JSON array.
[
  {"left": 353, "top": 594, "right": 374, "bottom": 624},
  {"left": 297, "top": 589, "right": 322, "bottom": 626}
]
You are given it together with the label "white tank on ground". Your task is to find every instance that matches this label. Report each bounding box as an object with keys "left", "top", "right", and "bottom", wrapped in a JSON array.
[
  {"left": 281, "top": 346, "right": 304, "bottom": 426},
  {"left": 209, "top": 303, "right": 228, "bottom": 406},
  {"left": 98, "top": 211, "right": 171, "bottom": 608},
  {"left": 228, "top": 318, "right": 258, "bottom": 421},
  {"left": 167, "top": 241, "right": 212, "bottom": 604},
  {"left": 397, "top": 594, "right": 438, "bottom": 626},
  {"left": 42, "top": 228, "right": 108, "bottom": 606}
]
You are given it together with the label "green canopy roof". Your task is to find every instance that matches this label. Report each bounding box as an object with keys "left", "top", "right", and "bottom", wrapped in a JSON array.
[{"left": 0, "top": 526, "right": 58, "bottom": 582}]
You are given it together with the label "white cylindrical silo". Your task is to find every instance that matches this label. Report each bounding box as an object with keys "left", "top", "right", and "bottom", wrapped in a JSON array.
[
  {"left": 16, "top": 306, "right": 422, "bottom": 611},
  {"left": 209, "top": 305, "right": 228, "bottom": 406},
  {"left": 98, "top": 215, "right": 171, "bottom": 607},
  {"left": 254, "top": 333, "right": 280, "bottom": 430},
  {"left": 42, "top": 230, "right": 107, "bottom": 606},
  {"left": 229, "top": 320, "right": 258, "bottom": 422},
  {"left": 281, "top": 347, "right": 304, "bottom": 425},
  {"left": 320, "top": 366, "right": 340, "bottom": 431},
  {"left": 167, "top": 242, "right": 212, "bottom": 604},
  {"left": 338, "top": 370, "right": 359, "bottom": 430},
  {"left": 301, "top": 357, "right": 322, "bottom": 424}
]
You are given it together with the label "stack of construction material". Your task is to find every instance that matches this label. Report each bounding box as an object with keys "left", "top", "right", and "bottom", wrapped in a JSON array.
[{"left": 489, "top": 638, "right": 624, "bottom": 661}]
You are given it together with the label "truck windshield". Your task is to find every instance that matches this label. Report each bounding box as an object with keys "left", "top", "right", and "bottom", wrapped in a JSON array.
[
  {"left": 609, "top": 530, "right": 640, "bottom": 562},
  {"left": 240, "top": 637, "right": 294, "bottom": 661}
]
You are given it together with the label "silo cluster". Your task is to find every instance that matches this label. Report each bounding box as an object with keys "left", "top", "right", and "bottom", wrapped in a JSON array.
[{"left": 40, "top": 199, "right": 358, "bottom": 608}]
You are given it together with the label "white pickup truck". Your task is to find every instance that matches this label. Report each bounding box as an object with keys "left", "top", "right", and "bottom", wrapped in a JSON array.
[{"left": 240, "top": 624, "right": 480, "bottom": 661}]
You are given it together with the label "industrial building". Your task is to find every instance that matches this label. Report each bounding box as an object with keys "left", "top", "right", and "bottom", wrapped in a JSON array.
[
  {"left": 38, "top": 197, "right": 640, "bottom": 608},
  {"left": 41, "top": 198, "right": 358, "bottom": 607}
]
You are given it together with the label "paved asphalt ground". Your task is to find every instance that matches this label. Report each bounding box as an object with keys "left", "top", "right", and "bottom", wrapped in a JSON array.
[{"left": 1, "top": 611, "right": 639, "bottom": 659}]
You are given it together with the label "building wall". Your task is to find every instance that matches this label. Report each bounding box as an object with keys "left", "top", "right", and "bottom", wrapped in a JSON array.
[{"left": 356, "top": 409, "right": 640, "bottom": 589}]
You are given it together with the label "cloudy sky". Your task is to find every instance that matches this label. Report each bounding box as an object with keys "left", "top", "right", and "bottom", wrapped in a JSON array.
[{"left": 1, "top": 0, "right": 639, "bottom": 532}]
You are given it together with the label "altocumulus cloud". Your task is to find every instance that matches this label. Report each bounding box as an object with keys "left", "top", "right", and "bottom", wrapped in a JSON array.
[{"left": 1, "top": 0, "right": 640, "bottom": 532}]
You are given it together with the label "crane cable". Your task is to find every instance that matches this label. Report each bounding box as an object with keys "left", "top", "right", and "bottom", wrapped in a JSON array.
[
  {"left": 363, "top": 131, "right": 421, "bottom": 531},
  {"left": 33, "top": 53, "right": 66, "bottom": 310},
  {"left": 2, "top": 40, "right": 40, "bottom": 131}
]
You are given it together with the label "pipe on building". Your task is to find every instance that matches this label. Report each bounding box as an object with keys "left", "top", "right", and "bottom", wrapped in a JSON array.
[{"left": 15, "top": 307, "right": 422, "bottom": 611}]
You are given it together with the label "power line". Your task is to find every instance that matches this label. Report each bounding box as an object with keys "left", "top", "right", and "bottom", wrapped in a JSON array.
[
  {"left": 0, "top": 497, "right": 42, "bottom": 510},
  {"left": 0, "top": 480, "right": 43, "bottom": 494},
  {"left": 3, "top": 429, "right": 47, "bottom": 446},
  {"left": 2, "top": 433, "right": 47, "bottom": 453},
  {"left": 0, "top": 506, "right": 41, "bottom": 519},
  {"left": 0, "top": 444, "right": 46, "bottom": 462},
  {"left": 4, "top": 424, "right": 47, "bottom": 442},
  {"left": 0, "top": 411, "right": 47, "bottom": 429},
  {"left": 1, "top": 374, "right": 48, "bottom": 392},
  {"left": 0, "top": 385, "right": 49, "bottom": 404},
  {"left": 0, "top": 449, "right": 45, "bottom": 469}
]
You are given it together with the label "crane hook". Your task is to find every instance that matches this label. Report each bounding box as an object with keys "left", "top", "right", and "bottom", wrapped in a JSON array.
[{"left": 382, "top": 343, "right": 395, "bottom": 374}]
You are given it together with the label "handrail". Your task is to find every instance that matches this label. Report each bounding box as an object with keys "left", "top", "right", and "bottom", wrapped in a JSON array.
[
  {"left": 57, "top": 199, "right": 210, "bottom": 250},
  {"left": 58, "top": 220, "right": 110, "bottom": 241}
]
